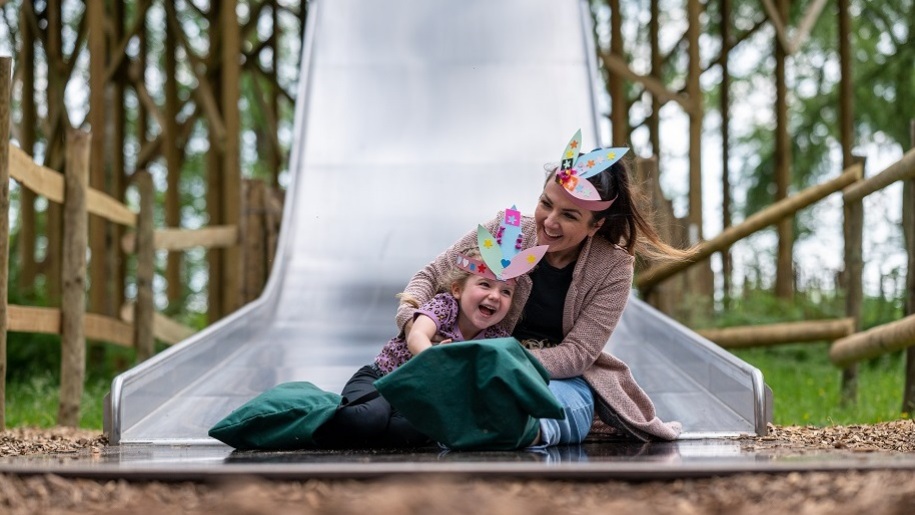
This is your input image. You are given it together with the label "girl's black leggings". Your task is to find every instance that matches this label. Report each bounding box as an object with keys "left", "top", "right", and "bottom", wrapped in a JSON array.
[{"left": 314, "top": 364, "right": 432, "bottom": 448}]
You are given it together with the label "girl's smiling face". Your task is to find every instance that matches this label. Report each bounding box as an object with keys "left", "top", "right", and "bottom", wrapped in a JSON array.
[
  {"left": 535, "top": 178, "right": 604, "bottom": 266},
  {"left": 452, "top": 275, "right": 515, "bottom": 340}
]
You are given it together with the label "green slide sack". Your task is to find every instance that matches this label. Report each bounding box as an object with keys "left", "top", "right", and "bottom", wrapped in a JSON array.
[
  {"left": 375, "top": 338, "right": 563, "bottom": 450},
  {"left": 208, "top": 381, "right": 341, "bottom": 450}
]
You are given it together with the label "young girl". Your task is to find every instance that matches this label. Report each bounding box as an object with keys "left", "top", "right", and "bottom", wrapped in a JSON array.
[{"left": 315, "top": 209, "right": 548, "bottom": 448}]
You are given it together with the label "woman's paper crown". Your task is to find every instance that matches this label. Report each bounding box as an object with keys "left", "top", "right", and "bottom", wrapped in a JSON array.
[
  {"left": 556, "top": 129, "right": 629, "bottom": 211},
  {"left": 454, "top": 207, "right": 549, "bottom": 281}
]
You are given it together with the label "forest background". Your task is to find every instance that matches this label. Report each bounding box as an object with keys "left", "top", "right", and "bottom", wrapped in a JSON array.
[{"left": 0, "top": 0, "right": 912, "bottom": 429}]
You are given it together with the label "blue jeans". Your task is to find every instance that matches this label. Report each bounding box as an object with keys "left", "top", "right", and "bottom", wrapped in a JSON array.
[{"left": 534, "top": 377, "right": 594, "bottom": 447}]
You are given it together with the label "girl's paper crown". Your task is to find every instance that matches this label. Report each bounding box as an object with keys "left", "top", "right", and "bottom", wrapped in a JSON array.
[
  {"left": 556, "top": 129, "right": 629, "bottom": 211},
  {"left": 454, "top": 207, "right": 549, "bottom": 281}
]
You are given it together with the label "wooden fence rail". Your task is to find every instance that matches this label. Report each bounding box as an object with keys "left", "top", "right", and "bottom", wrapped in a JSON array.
[
  {"left": 121, "top": 225, "right": 239, "bottom": 253},
  {"left": 8, "top": 305, "right": 133, "bottom": 347},
  {"left": 830, "top": 314, "right": 915, "bottom": 368},
  {"left": 697, "top": 318, "right": 855, "bottom": 349},
  {"left": 843, "top": 148, "right": 915, "bottom": 203},
  {"left": 9, "top": 146, "right": 137, "bottom": 226},
  {"left": 637, "top": 164, "right": 863, "bottom": 290}
]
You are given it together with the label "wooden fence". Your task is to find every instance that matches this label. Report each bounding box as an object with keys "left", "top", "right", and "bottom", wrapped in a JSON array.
[
  {"left": 646, "top": 138, "right": 915, "bottom": 408},
  {"left": 0, "top": 56, "right": 282, "bottom": 428},
  {"left": 828, "top": 147, "right": 915, "bottom": 373}
]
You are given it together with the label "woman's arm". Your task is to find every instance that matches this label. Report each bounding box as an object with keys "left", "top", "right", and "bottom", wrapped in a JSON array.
[
  {"left": 528, "top": 256, "right": 633, "bottom": 379},
  {"left": 395, "top": 215, "right": 501, "bottom": 333}
]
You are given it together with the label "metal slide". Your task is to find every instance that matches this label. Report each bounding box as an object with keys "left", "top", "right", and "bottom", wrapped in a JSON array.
[{"left": 105, "top": 0, "right": 770, "bottom": 445}]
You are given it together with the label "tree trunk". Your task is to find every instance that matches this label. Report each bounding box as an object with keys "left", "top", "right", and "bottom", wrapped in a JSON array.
[
  {"left": 134, "top": 171, "right": 156, "bottom": 362},
  {"left": 221, "top": 0, "right": 243, "bottom": 315},
  {"left": 18, "top": 4, "right": 37, "bottom": 293},
  {"left": 0, "top": 57, "right": 12, "bottom": 429},
  {"left": 842, "top": 172, "right": 864, "bottom": 405},
  {"left": 774, "top": 0, "right": 794, "bottom": 299},
  {"left": 242, "top": 180, "right": 267, "bottom": 303},
  {"left": 649, "top": 0, "right": 660, "bottom": 157},
  {"left": 45, "top": 0, "right": 65, "bottom": 306},
  {"left": 112, "top": 1, "right": 128, "bottom": 316},
  {"left": 207, "top": 4, "right": 224, "bottom": 322},
  {"left": 88, "top": 0, "right": 110, "bottom": 317},
  {"left": 165, "top": 1, "right": 184, "bottom": 306},
  {"left": 686, "top": 0, "right": 703, "bottom": 241},
  {"left": 720, "top": 0, "right": 733, "bottom": 305},
  {"left": 838, "top": 0, "right": 858, "bottom": 403},
  {"left": 609, "top": 0, "right": 628, "bottom": 145},
  {"left": 903, "top": 121, "right": 915, "bottom": 413}
]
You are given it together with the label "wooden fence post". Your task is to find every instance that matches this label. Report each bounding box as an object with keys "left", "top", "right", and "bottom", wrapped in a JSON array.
[
  {"left": 242, "top": 179, "right": 267, "bottom": 303},
  {"left": 58, "top": 129, "right": 90, "bottom": 427},
  {"left": 0, "top": 56, "right": 12, "bottom": 430},
  {"left": 134, "top": 170, "right": 155, "bottom": 362},
  {"left": 841, "top": 156, "right": 865, "bottom": 405}
]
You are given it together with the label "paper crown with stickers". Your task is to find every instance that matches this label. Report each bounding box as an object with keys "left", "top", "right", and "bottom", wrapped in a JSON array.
[
  {"left": 454, "top": 207, "right": 549, "bottom": 281},
  {"left": 556, "top": 129, "right": 629, "bottom": 211}
]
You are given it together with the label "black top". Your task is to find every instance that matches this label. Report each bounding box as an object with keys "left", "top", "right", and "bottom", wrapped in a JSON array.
[{"left": 512, "top": 259, "right": 575, "bottom": 347}]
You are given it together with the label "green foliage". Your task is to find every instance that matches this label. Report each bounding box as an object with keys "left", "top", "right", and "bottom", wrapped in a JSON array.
[{"left": 736, "top": 0, "right": 915, "bottom": 221}]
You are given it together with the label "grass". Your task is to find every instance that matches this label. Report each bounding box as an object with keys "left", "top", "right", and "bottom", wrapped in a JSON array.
[
  {"left": 5, "top": 372, "right": 110, "bottom": 430},
  {"left": 731, "top": 344, "right": 909, "bottom": 426}
]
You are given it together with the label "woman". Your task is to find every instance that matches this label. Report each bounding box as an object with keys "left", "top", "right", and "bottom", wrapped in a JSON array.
[{"left": 396, "top": 132, "right": 691, "bottom": 445}]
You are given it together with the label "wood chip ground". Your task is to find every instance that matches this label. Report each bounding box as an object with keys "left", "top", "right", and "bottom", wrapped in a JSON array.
[{"left": 2, "top": 421, "right": 914, "bottom": 514}]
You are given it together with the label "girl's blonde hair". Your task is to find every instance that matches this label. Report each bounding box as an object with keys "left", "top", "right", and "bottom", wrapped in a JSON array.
[{"left": 396, "top": 247, "right": 482, "bottom": 308}]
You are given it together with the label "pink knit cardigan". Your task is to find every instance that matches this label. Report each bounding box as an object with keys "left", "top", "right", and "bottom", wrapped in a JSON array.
[{"left": 395, "top": 214, "right": 682, "bottom": 441}]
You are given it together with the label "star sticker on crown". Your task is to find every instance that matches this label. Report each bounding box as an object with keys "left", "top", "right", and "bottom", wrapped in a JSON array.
[{"left": 555, "top": 129, "right": 629, "bottom": 211}]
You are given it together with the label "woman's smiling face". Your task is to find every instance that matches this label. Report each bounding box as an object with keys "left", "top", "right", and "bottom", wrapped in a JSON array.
[{"left": 535, "top": 178, "right": 604, "bottom": 265}]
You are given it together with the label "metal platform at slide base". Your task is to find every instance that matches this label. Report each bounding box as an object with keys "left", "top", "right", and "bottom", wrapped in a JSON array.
[{"left": 105, "top": 0, "right": 771, "bottom": 446}]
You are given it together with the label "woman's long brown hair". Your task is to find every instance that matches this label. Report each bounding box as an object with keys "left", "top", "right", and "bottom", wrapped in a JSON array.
[{"left": 548, "top": 159, "right": 695, "bottom": 261}]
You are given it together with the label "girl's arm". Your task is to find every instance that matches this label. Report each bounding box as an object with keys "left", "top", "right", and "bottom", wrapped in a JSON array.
[{"left": 406, "top": 314, "right": 439, "bottom": 356}]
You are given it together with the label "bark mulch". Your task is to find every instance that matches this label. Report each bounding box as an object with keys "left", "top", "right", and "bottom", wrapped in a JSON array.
[{"left": 1, "top": 421, "right": 914, "bottom": 514}]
